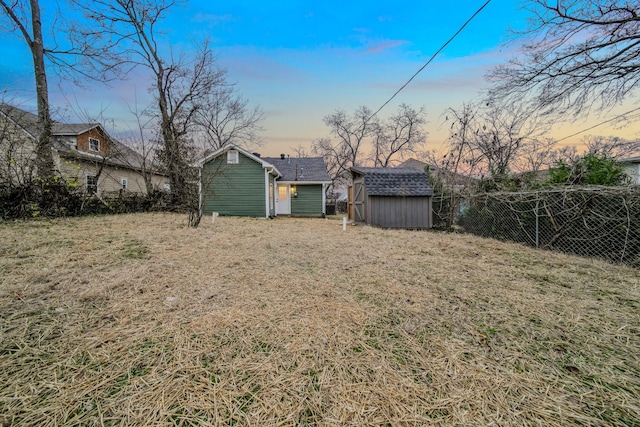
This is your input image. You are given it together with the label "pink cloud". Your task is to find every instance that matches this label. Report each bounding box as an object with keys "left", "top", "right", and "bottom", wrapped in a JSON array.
[{"left": 365, "top": 40, "right": 407, "bottom": 53}]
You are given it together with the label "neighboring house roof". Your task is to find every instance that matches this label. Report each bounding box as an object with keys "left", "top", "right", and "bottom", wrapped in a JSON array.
[
  {"left": 398, "top": 157, "right": 478, "bottom": 185},
  {"left": 0, "top": 103, "right": 41, "bottom": 138},
  {"left": 620, "top": 156, "right": 640, "bottom": 164},
  {"left": 0, "top": 103, "right": 159, "bottom": 174},
  {"left": 53, "top": 123, "right": 101, "bottom": 135},
  {"left": 351, "top": 167, "right": 433, "bottom": 197},
  {"left": 262, "top": 156, "right": 331, "bottom": 183},
  {"left": 397, "top": 158, "right": 430, "bottom": 171}
]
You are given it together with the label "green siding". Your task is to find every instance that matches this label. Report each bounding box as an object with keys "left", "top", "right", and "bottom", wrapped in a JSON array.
[
  {"left": 202, "top": 152, "right": 267, "bottom": 217},
  {"left": 291, "top": 184, "right": 323, "bottom": 216}
]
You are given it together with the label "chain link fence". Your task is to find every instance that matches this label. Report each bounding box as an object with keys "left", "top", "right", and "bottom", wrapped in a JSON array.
[{"left": 452, "top": 187, "right": 640, "bottom": 268}]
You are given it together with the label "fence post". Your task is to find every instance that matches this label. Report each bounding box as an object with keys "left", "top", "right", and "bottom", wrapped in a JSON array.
[{"left": 535, "top": 198, "right": 539, "bottom": 249}]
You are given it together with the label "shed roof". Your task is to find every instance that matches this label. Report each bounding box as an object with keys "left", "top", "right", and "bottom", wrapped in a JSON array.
[
  {"left": 263, "top": 156, "right": 331, "bottom": 183},
  {"left": 351, "top": 167, "right": 433, "bottom": 197}
]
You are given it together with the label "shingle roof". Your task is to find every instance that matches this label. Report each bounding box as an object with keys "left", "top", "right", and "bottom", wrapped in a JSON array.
[
  {"left": 0, "top": 103, "right": 40, "bottom": 137},
  {"left": 351, "top": 167, "right": 433, "bottom": 197},
  {"left": 263, "top": 156, "right": 331, "bottom": 182},
  {"left": 53, "top": 123, "right": 101, "bottom": 135},
  {"left": 397, "top": 158, "right": 432, "bottom": 172}
]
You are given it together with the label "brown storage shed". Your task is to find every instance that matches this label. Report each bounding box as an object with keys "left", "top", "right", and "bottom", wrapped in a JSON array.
[{"left": 349, "top": 167, "right": 433, "bottom": 229}]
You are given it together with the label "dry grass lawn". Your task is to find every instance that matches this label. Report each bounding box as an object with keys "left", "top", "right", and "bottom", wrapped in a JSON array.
[{"left": 1, "top": 212, "right": 639, "bottom": 426}]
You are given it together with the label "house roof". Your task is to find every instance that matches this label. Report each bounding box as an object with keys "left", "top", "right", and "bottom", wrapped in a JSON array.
[
  {"left": 53, "top": 123, "right": 102, "bottom": 135},
  {"left": 196, "top": 144, "right": 282, "bottom": 177},
  {"left": 351, "top": 167, "right": 433, "bottom": 197},
  {"left": 397, "top": 157, "right": 478, "bottom": 185},
  {"left": 262, "top": 156, "right": 331, "bottom": 183},
  {"left": 0, "top": 103, "right": 41, "bottom": 138},
  {"left": 397, "top": 158, "right": 431, "bottom": 172},
  {"left": 0, "top": 103, "right": 162, "bottom": 174},
  {"left": 620, "top": 156, "right": 640, "bottom": 164}
]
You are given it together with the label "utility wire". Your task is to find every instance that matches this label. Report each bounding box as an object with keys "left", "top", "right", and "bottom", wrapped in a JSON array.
[
  {"left": 555, "top": 106, "right": 640, "bottom": 143},
  {"left": 368, "top": 0, "right": 491, "bottom": 121}
]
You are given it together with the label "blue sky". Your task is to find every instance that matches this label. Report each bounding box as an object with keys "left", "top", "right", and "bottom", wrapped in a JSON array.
[{"left": 1, "top": 0, "right": 638, "bottom": 156}]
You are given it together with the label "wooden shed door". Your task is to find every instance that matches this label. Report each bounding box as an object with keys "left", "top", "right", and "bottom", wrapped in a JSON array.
[{"left": 353, "top": 181, "right": 365, "bottom": 222}]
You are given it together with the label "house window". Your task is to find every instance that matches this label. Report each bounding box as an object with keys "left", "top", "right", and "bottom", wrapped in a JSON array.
[
  {"left": 89, "top": 137, "right": 100, "bottom": 152},
  {"left": 86, "top": 175, "right": 98, "bottom": 194},
  {"left": 278, "top": 185, "right": 288, "bottom": 200},
  {"left": 227, "top": 149, "right": 239, "bottom": 164},
  {"left": 121, "top": 178, "right": 128, "bottom": 190}
]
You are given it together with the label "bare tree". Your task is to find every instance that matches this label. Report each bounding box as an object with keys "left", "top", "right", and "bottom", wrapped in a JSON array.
[
  {"left": 290, "top": 144, "right": 311, "bottom": 158},
  {"left": 372, "top": 104, "right": 427, "bottom": 167},
  {"left": 312, "top": 106, "right": 376, "bottom": 190},
  {"left": 0, "top": 0, "right": 55, "bottom": 183},
  {"left": 71, "top": 0, "right": 226, "bottom": 207},
  {"left": 583, "top": 135, "right": 640, "bottom": 159},
  {"left": 442, "top": 101, "right": 546, "bottom": 183},
  {"left": 474, "top": 102, "right": 543, "bottom": 177},
  {"left": 193, "top": 85, "right": 264, "bottom": 155},
  {"left": 489, "top": 1, "right": 640, "bottom": 117},
  {"left": 514, "top": 137, "right": 557, "bottom": 177},
  {"left": 442, "top": 102, "right": 485, "bottom": 180}
]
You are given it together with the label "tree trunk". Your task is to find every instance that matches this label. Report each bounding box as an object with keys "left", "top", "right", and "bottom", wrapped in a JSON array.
[{"left": 29, "top": 0, "right": 55, "bottom": 184}]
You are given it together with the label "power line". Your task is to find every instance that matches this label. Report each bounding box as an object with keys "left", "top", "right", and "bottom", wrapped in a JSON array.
[
  {"left": 556, "top": 106, "right": 640, "bottom": 143},
  {"left": 368, "top": 0, "right": 491, "bottom": 121}
]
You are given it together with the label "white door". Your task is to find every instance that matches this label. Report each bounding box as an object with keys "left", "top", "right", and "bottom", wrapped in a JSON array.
[{"left": 276, "top": 184, "right": 290, "bottom": 215}]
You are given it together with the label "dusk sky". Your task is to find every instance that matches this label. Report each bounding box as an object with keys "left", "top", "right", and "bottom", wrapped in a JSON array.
[{"left": 1, "top": 0, "right": 639, "bottom": 157}]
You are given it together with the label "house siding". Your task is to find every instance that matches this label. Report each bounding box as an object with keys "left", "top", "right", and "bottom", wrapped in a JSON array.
[
  {"left": 57, "top": 156, "right": 166, "bottom": 195},
  {"left": 369, "top": 196, "right": 432, "bottom": 229},
  {"left": 0, "top": 114, "right": 37, "bottom": 187},
  {"left": 76, "top": 129, "right": 110, "bottom": 157},
  {"left": 291, "top": 184, "right": 323, "bottom": 216},
  {"left": 202, "top": 152, "right": 267, "bottom": 217},
  {"left": 622, "top": 163, "right": 640, "bottom": 185}
]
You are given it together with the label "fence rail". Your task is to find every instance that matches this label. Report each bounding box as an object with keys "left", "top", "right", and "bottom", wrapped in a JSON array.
[{"left": 451, "top": 187, "right": 640, "bottom": 268}]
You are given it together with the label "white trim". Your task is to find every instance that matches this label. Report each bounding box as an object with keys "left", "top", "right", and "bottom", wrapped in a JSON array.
[
  {"left": 198, "top": 167, "right": 202, "bottom": 213},
  {"left": 276, "top": 180, "right": 332, "bottom": 185},
  {"left": 120, "top": 177, "right": 128, "bottom": 190},
  {"left": 264, "top": 168, "right": 270, "bottom": 218},
  {"left": 322, "top": 183, "right": 327, "bottom": 215}
]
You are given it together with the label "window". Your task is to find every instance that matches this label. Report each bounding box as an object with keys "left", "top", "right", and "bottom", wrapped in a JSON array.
[
  {"left": 227, "top": 149, "right": 239, "bottom": 164},
  {"left": 88, "top": 137, "right": 100, "bottom": 152},
  {"left": 278, "top": 185, "right": 288, "bottom": 200},
  {"left": 86, "top": 175, "right": 98, "bottom": 194},
  {"left": 121, "top": 178, "right": 128, "bottom": 190}
]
